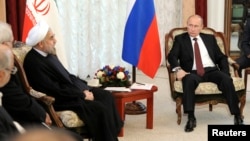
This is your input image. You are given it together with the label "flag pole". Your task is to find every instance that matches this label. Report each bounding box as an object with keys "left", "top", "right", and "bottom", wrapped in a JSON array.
[
  {"left": 132, "top": 66, "right": 136, "bottom": 82},
  {"left": 125, "top": 66, "right": 146, "bottom": 115}
]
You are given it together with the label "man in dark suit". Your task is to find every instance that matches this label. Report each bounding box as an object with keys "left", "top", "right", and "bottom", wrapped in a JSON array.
[
  {"left": 0, "top": 70, "right": 52, "bottom": 128},
  {"left": 233, "top": 18, "right": 250, "bottom": 77},
  {"left": 23, "top": 21, "right": 123, "bottom": 141},
  {"left": 0, "top": 44, "right": 23, "bottom": 140},
  {"left": 0, "top": 106, "right": 20, "bottom": 140},
  {"left": 168, "top": 15, "right": 243, "bottom": 132}
]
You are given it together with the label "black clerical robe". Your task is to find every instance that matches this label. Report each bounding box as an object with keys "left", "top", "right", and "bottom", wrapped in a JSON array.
[
  {"left": 23, "top": 48, "right": 123, "bottom": 141},
  {"left": 0, "top": 74, "right": 47, "bottom": 127}
]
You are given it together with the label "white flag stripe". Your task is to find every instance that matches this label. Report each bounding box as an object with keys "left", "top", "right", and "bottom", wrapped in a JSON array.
[
  {"left": 23, "top": 0, "right": 68, "bottom": 68},
  {"left": 125, "top": 0, "right": 136, "bottom": 21}
]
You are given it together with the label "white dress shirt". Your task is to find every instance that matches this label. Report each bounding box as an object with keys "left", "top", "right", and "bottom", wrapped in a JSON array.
[{"left": 191, "top": 36, "right": 215, "bottom": 70}]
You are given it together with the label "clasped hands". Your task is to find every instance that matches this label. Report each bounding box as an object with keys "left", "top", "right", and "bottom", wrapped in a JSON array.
[{"left": 84, "top": 90, "right": 94, "bottom": 101}]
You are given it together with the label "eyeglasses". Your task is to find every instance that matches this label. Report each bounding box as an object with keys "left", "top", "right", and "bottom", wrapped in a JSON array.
[{"left": 5, "top": 66, "right": 18, "bottom": 75}]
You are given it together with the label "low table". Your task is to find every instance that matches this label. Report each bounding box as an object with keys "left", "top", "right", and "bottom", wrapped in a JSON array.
[{"left": 112, "top": 86, "right": 158, "bottom": 137}]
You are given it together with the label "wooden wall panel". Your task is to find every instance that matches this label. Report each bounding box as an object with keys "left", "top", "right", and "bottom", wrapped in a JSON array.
[
  {"left": 0, "top": 0, "right": 6, "bottom": 22},
  {"left": 182, "top": 0, "right": 195, "bottom": 26}
]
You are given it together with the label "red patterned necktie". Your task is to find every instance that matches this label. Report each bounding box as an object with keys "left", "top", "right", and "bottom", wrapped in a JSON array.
[{"left": 193, "top": 38, "right": 205, "bottom": 76}]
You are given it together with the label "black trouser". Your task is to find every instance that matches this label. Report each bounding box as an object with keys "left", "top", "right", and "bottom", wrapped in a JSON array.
[
  {"left": 236, "top": 55, "right": 250, "bottom": 77},
  {"left": 182, "top": 69, "right": 240, "bottom": 115}
]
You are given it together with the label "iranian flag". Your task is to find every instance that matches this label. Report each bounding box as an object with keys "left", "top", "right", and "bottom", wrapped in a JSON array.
[{"left": 22, "top": 0, "right": 68, "bottom": 68}]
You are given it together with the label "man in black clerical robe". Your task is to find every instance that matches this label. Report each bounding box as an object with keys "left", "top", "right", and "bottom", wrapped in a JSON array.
[{"left": 23, "top": 21, "right": 123, "bottom": 141}]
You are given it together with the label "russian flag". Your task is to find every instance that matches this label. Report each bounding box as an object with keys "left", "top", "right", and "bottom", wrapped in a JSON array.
[{"left": 122, "top": 0, "right": 161, "bottom": 78}]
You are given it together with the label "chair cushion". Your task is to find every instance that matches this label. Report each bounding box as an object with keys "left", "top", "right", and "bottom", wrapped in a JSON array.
[
  {"left": 174, "top": 77, "right": 245, "bottom": 94},
  {"left": 12, "top": 45, "right": 32, "bottom": 64},
  {"left": 57, "top": 110, "right": 84, "bottom": 127}
]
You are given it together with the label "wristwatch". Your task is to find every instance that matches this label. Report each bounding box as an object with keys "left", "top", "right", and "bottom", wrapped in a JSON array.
[{"left": 173, "top": 67, "right": 182, "bottom": 72}]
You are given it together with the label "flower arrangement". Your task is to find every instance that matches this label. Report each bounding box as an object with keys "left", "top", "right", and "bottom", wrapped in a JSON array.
[{"left": 95, "top": 65, "right": 131, "bottom": 87}]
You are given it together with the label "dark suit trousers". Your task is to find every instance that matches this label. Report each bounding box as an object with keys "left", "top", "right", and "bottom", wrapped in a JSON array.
[
  {"left": 181, "top": 70, "right": 240, "bottom": 115},
  {"left": 236, "top": 55, "right": 250, "bottom": 77}
]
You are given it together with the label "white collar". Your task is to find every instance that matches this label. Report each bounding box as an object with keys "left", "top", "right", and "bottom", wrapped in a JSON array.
[{"left": 33, "top": 48, "right": 48, "bottom": 57}]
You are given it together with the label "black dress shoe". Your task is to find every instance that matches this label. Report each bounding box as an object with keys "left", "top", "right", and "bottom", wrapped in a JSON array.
[
  {"left": 234, "top": 115, "right": 244, "bottom": 125},
  {"left": 185, "top": 118, "right": 196, "bottom": 132}
]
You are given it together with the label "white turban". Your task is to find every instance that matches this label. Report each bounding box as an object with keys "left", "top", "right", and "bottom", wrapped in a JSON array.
[{"left": 25, "top": 20, "right": 49, "bottom": 47}]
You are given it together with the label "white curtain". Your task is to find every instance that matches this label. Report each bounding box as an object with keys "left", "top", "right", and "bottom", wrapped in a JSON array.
[
  {"left": 54, "top": 0, "right": 182, "bottom": 79},
  {"left": 207, "top": 0, "right": 225, "bottom": 32}
]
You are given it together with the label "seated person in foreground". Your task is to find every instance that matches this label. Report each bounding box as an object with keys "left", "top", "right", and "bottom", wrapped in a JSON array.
[
  {"left": 167, "top": 15, "right": 244, "bottom": 132},
  {"left": 0, "top": 106, "right": 20, "bottom": 141},
  {"left": 0, "top": 21, "right": 52, "bottom": 128},
  {"left": 9, "top": 127, "right": 79, "bottom": 141},
  {"left": 23, "top": 21, "right": 123, "bottom": 141},
  {"left": 0, "top": 44, "right": 25, "bottom": 140}
]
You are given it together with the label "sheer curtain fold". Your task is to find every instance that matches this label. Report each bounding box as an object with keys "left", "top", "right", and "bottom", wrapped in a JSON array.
[{"left": 55, "top": 0, "right": 181, "bottom": 79}]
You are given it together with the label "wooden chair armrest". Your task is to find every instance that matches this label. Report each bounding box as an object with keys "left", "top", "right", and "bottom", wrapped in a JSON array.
[
  {"left": 38, "top": 95, "right": 55, "bottom": 106},
  {"left": 230, "top": 64, "right": 240, "bottom": 77},
  {"left": 166, "top": 65, "right": 176, "bottom": 95},
  {"left": 29, "top": 89, "right": 64, "bottom": 128},
  {"left": 227, "top": 57, "right": 240, "bottom": 77},
  {"left": 228, "top": 57, "right": 236, "bottom": 64},
  {"left": 166, "top": 65, "right": 176, "bottom": 80},
  {"left": 39, "top": 95, "right": 64, "bottom": 128}
]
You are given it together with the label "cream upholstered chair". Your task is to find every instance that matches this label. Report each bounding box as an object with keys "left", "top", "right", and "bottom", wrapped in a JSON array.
[
  {"left": 12, "top": 42, "right": 91, "bottom": 140},
  {"left": 165, "top": 27, "right": 246, "bottom": 125}
]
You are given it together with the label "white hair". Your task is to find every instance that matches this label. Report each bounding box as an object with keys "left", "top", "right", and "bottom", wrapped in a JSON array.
[{"left": 0, "top": 21, "right": 13, "bottom": 44}]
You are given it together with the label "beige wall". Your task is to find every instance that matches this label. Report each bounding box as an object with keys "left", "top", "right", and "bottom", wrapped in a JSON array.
[
  {"left": 0, "top": 0, "right": 6, "bottom": 22},
  {"left": 182, "top": 0, "right": 195, "bottom": 26}
]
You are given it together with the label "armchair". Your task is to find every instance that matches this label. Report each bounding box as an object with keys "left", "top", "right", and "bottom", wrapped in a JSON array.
[
  {"left": 12, "top": 42, "right": 92, "bottom": 140},
  {"left": 165, "top": 27, "right": 246, "bottom": 125}
]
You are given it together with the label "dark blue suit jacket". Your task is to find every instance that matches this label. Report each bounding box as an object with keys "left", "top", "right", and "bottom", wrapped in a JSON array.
[
  {"left": 241, "top": 18, "right": 250, "bottom": 56},
  {"left": 168, "top": 32, "right": 230, "bottom": 75}
]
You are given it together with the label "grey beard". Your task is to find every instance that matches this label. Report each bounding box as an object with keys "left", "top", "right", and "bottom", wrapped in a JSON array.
[{"left": 49, "top": 47, "right": 57, "bottom": 55}]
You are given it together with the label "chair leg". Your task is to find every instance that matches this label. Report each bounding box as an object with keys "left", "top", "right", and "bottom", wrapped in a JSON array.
[
  {"left": 239, "top": 94, "right": 246, "bottom": 119},
  {"left": 176, "top": 97, "right": 182, "bottom": 125},
  {"left": 209, "top": 104, "right": 212, "bottom": 111},
  {"left": 244, "top": 68, "right": 250, "bottom": 88}
]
